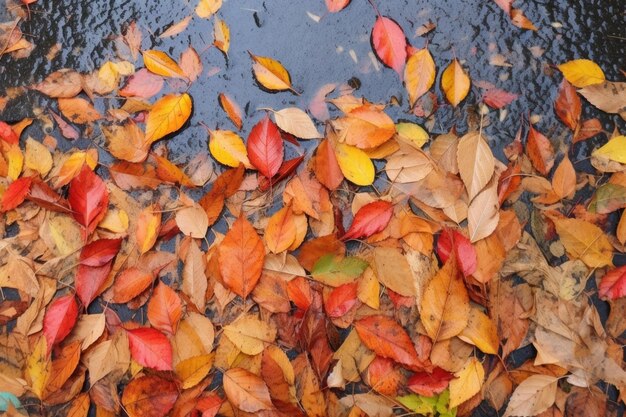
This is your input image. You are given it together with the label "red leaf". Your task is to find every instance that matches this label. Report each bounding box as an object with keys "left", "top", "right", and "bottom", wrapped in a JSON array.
[
  {"left": 324, "top": 282, "right": 358, "bottom": 318},
  {"left": 526, "top": 125, "right": 555, "bottom": 176},
  {"left": 43, "top": 294, "right": 79, "bottom": 352},
  {"left": 0, "top": 121, "right": 18, "bottom": 144},
  {"left": 325, "top": 0, "right": 350, "bottom": 13},
  {"left": 68, "top": 165, "right": 109, "bottom": 236},
  {"left": 341, "top": 200, "right": 394, "bottom": 241},
  {"left": 26, "top": 179, "right": 71, "bottom": 213},
  {"left": 371, "top": 16, "right": 407, "bottom": 76},
  {"left": 258, "top": 155, "right": 305, "bottom": 191},
  {"left": 554, "top": 79, "right": 581, "bottom": 131},
  {"left": 436, "top": 229, "right": 477, "bottom": 277},
  {"left": 482, "top": 88, "right": 519, "bottom": 109},
  {"left": 126, "top": 327, "right": 173, "bottom": 371},
  {"left": 247, "top": 115, "right": 284, "bottom": 178},
  {"left": 354, "top": 315, "right": 422, "bottom": 370},
  {"left": 407, "top": 367, "right": 454, "bottom": 396},
  {"left": 573, "top": 118, "right": 603, "bottom": 143},
  {"left": 1, "top": 177, "right": 32, "bottom": 212},
  {"left": 79, "top": 238, "right": 122, "bottom": 267},
  {"left": 195, "top": 393, "right": 224, "bottom": 417},
  {"left": 599, "top": 266, "right": 626, "bottom": 300},
  {"left": 286, "top": 276, "right": 313, "bottom": 311},
  {"left": 75, "top": 263, "right": 113, "bottom": 308}
]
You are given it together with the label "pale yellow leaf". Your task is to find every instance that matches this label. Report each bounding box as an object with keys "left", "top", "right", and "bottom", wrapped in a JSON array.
[
  {"left": 223, "top": 315, "right": 277, "bottom": 355},
  {"left": 25, "top": 137, "right": 52, "bottom": 176},
  {"left": 503, "top": 375, "right": 558, "bottom": 417},
  {"left": 273, "top": 107, "right": 321, "bottom": 139},
  {"left": 142, "top": 50, "right": 187, "bottom": 79},
  {"left": 176, "top": 204, "right": 209, "bottom": 239},
  {"left": 468, "top": 182, "right": 500, "bottom": 242},
  {"left": 213, "top": 18, "right": 230, "bottom": 55},
  {"left": 196, "top": 0, "right": 222, "bottom": 18}
]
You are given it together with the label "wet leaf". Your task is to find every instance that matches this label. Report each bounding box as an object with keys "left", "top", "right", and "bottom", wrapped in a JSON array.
[
  {"left": 68, "top": 165, "right": 109, "bottom": 236},
  {"left": 441, "top": 59, "right": 471, "bottom": 107},
  {"left": 218, "top": 216, "right": 265, "bottom": 298},
  {"left": 136, "top": 204, "right": 161, "bottom": 254},
  {"left": 592, "top": 135, "right": 626, "bottom": 164},
  {"left": 119, "top": 68, "right": 164, "bottom": 98},
  {"left": 145, "top": 93, "right": 192, "bottom": 143},
  {"left": 196, "top": 0, "right": 222, "bottom": 18},
  {"left": 457, "top": 131, "right": 495, "bottom": 200},
  {"left": 554, "top": 79, "right": 581, "bottom": 130},
  {"left": 58, "top": 97, "right": 102, "bottom": 124},
  {"left": 249, "top": 52, "right": 295, "bottom": 93},
  {"left": 32, "top": 69, "right": 82, "bottom": 98},
  {"left": 558, "top": 59, "right": 605, "bottom": 88},
  {"left": 526, "top": 125, "right": 555, "bottom": 176},
  {"left": 142, "top": 50, "right": 187, "bottom": 79},
  {"left": 371, "top": 16, "right": 407, "bottom": 76},
  {"left": 341, "top": 200, "right": 394, "bottom": 241},
  {"left": 247, "top": 115, "right": 284, "bottom": 178},
  {"left": 213, "top": 18, "right": 230, "bottom": 55},
  {"left": 404, "top": 48, "right": 436, "bottom": 107}
]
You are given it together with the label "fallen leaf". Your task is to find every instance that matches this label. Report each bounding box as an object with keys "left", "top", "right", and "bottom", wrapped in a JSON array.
[
  {"left": 196, "top": 0, "right": 222, "bottom": 18},
  {"left": 598, "top": 266, "right": 626, "bottom": 300},
  {"left": 68, "top": 165, "right": 109, "bottom": 236},
  {"left": 142, "top": 50, "right": 187, "bottom": 79},
  {"left": 551, "top": 217, "right": 613, "bottom": 268},
  {"left": 371, "top": 16, "right": 407, "bottom": 76},
  {"left": 334, "top": 142, "right": 375, "bottom": 186},
  {"left": 223, "top": 314, "right": 277, "bottom": 355},
  {"left": 218, "top": 93, "right": 242, "bottom": 130},
  {"left": 503, "top": 375, "right": 557, "bottom": 417},
  {"left": 558, "top": 59, "right": 605, "bottom": 88},
  {"left": 145, "top": 93, "right": 192, "bottom": 143},
  {"left": 249, "top": 52, "right": 295, "bottom": 93},
  {"left": 247, "top": 115, "right": 284, "bottom": 178},
  {"left": 441, "top": 59, "right": 471, "bottom": 107},
  {"left": 121, "top": 375, "right": 178, "bottom": 417},
  {"left": 209, "top": 129, "right": 250, "bottom": 168},
  {"left": 341, "top": 200, "right": 393, "bottom": 241},
  {"left": 126, "top": 327, "right": 173, "bottom": 371},
  {"left": 272, "top": 107, "right": 321, "bottom": 139},
  {"left": 449, "top": 357, "right": 485, "bottom": 408},
  {"left": 457, "top": 131, "right": 495, "bottom": 200},
  {"left": 404, "top": 48, "right": 436, "bottom": 107},
  {"left": 223, "top": 368, "right": 273, "bottom": 413}
]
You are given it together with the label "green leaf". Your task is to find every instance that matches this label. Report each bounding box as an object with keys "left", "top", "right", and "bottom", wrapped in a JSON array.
[
  {"left": 311, "top": 255, "right": 368, "bottom": 287},
  {"left": 396, "top": 391, "right": 457, "bottom": 417}
]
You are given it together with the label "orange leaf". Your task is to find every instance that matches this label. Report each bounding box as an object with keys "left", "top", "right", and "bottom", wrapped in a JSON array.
[
  {"left": 223, "top": 368, "right": 273, "bottom": 413},
  {"left": 354, "top": 315, "right": 422, "bottom": 370},
  {"left": 218, "top": 216, "right": 265, "bottom": 298},
  {"left": 218, "top": 93, "right": 243, "bottom": 130},
  {"left": 121, "top": 375, "right": 178, "bottom": 417},
  {"left": 264, "top": 206, "right": 297, "bottom": 253},
  {"left": 147, "top": 281, "right": 183, "bottom": 335},
  {"left": 136, "top": 204, "right": 162, "bottom": 254},
  {"left": 526, "top": 125, "right": 555, "bottom": 175},
  {"left": 126, "top": 327, "right": 173, "bottom": 371}
]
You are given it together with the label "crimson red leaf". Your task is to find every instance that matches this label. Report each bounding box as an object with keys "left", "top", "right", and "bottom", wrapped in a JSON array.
[
  {"left": 436, "top": 229, "right": 477, "bottom": 277},
  {"left": 247, "top": 115, "right": 284, "bottom": 178},
  {"left": 482, "top": 88, "right": 519, "bottom": 109},
  {"left": 599, "top": 266, "right": 626, "bottom": 300},
  {"left": 354, "top": 315, "right": 422, "bottom": 370},
  {"left": 68, "top": 165, "right": 109, "bottom": 236},
  {"left": 76, "top": 263, "right": 113, "bottom": 308},
  {"left": 407, "top": 367, "right": 454, "bottom": 396},
  {"left": 79, "top": 238, "right": 123, "bottom": 267},
  {"left": 371, "top": 16, "right": 407, "bottom": 76},
  {"left": 0, "top": 121, "right": 18, "bottom": 144},
  {"left": 43, "top": 294, "right": 79, "bottom": 352},
  {"left": 26, "top": 179, "right": 71, "bottom": 213},
  {"left": 341, "top": 200, "right": 394, "bottom": 241},
  {"left": 1, "top": 177, "right": 32, "bottom": 212},
  {"left": 324, "top": 282, "right": 358, "bottom": 318},
  {"left": 126, "top": 327, "right": 173, "bottom": 371}
]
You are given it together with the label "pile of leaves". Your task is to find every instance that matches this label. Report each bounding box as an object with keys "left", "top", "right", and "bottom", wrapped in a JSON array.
[{"left": 1, "top": 0, "right": 626, "bottom": 416}]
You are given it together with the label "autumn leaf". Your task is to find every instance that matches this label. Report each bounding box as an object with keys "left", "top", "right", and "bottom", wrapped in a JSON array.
[
  {"left": 314, "top": 139, "right": 343, "bottom": 190},
  {"left": 213, "top": 18, "right": 230, "bottom": 55},
  {"left": 371, "top": 16, "right": 407, "bottom": 76},
  {"left": 112, "top": 267, "right": 155, "bottom": 303},
  {"left": 404, "top": 47, "right": 436, "bottom": 107},
  {"left": 249, "top": 52, "right": 296, "bottom": 93},
  {"left": 333, "top": 103, "right": 396, "bottom": 149},
  {"left": 68, "top": 165, "right": 109, "bottom": 236},
  {"left": 196, "top": 0, "right": 222, "bottom": 18},
  {"left": 420, "top": 257, "right": 470, "bottom": 341},
  {"left": 58, "top": 97, "right": 102, "bottom": 124},
  {"left": 342, "top": 200, "right": 394, "bottom": 241},
  {"left": 441, "top": 59, "right": 471, "bottom": 107},
  {"left": 311, "top": 254, "right": 368, "bottom": 287},
  {"left": 558, "top": 59, "right": 605, "bottom": 88},
  {"left": 592, "top": 135, "right": 626, "bottom": 164},
  {"left": 457, "top": 131, "right": 495, "bottom": 200},
  {"left": 334, "top": 142, "right": 375, "bottom": 186},
  {"left": 554, "top": 79, "right": 581, "bottom": 130},
  {"left": 551, "top": 217, "right": 613, "bottom": 268},
  {"left": 126, "top": 327, "right": 173, "bottom": 371},
  {"left": 121, "top": 375, "right": 178, "bottom": 417},
  {"left": 147, "top": 281, "right": 183, "bottom": 334},
  {"left": 526, "top": 125, "right": 555, "bottom": 175},
  {"left": 578, "top": 81, "right": 626, "bottom": 119},
  {"left": 218, "top": 93, "right": 242, "bottom": 130},
  {"left": 136, "top": 204, "right": 161, "bottom": 254},
  {"left": 119, "top": 68, "right": 164, "bottom": 98},
  {"left": 145, "top": 93, "right": 192, "bottom": 143},
  {"left": 43, "top": 294, "right": 78, "bottom": 352},
  {"left": 26, "top": 336, "right": 51, "bottom": 400},
  {"left": 436, "top": 228, "right": 477, "bottom": 277},
  {"left": 218, "top": 216, "right": 265, "bottom": 298},
  {"left": 265, "top": 206, "right": 297, "bottom": 253},
  {"left": 247, "top": 115, "right": 284, "bottom": 178},
  {"left": 326, "top": 0, "right": 350, "bottom": 13},
  {"left": 142, "top": 50, "right": 187, "bottom": 79},
  {"left": 272, "top": 107, "right": 321, "bottom": 139},
  {"left": 354, "top": 315, "right": 422, "bottom": 370},
  {"left": 449, "top": 357, "right": 485, "bottom": 408},
  {"left": 223, "top": 368, "right": 273, "bottom": 413},
  {"left": 208, "top": 129, "right": 250, "bottom": 168},
  {"left": 598, "top": 266, "right": 626, "bottom": 300},
  {"left": 1, "top": 176, "right": 32, "bottom": 212},
  {"left": 407, "top": 367, "right": 454, "bottom": 397},
  {"left": 223, "top": 314, "right": 277, "bottom": 355},
  {"left": 503, "top": 375, "right": 557, "bottom": 417}
]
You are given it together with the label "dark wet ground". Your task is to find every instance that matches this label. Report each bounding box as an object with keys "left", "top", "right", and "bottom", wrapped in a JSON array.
[{"left": 1, "top": 0, "right": 625, "bottom": 416}]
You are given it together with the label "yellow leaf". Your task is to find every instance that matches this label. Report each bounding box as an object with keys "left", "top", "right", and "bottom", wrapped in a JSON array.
[
  {"left": 592, "top": 135, "right": 626, "bottom": 164},
  {"left": 458, "top": 307, "right": 499, "bottom": 354},
  {"left": 334, "top": 142, "right": 374, "bottom": 186},
  {"left": 265, "top": 206, "right": 297, "bottom": 253},
  {"left": 98, "top": 209, "right": 129, "bottom": 233},
  {"left": 357, "top": 268, "right": 380, "bottom": 309},
  {"left": 208, "top": 129, "right": 251, "bottom": 168},
  {"left": 145, "top": 93, "right": 192, "bottom": 143},
  {"left": 25, "top": 137, "right": 53, "bottom": 176},
  {"left": 46, "top": 214, "right": 83, "bottom": 256},
  {"left": 142, "top": 50, "right": 187, "bottom": 79},
  {"left": 5, "top": 144, "right": 23, "bottom": 180},
  {"left": 395, "top": 122, "right": 429, "bottom": 149},
  {"left": 404, "top": 48, "right": 436, "bottom": 107},
  {"left": 54, "top": 150, "right": 98, "bottom": 187},
  {"left": 558, "top": 59, "right": 605, "bottom": 88},
  {"left": 136, "top": 204, "right": 161, "bottom": 254},
  {"left": 159, "top": 16, "right": 193, "bottom": 38},
  {"left": 213, "top": 18, "right": 230, "bottom": 55},
  {"left": 249, "top": 52, "right": 295, "bottom": 93},
  {"left": 420, "top": 258, "right": 470, "bottom": 341},
  {"left": 449, "top": 357, "right": 484, "bottom": 408},
  {"left": 175, "top": 353, "right": 215, "bottom": 389},
  {"left": 441, "top": 59, "right": 471, "bottom": 107},
  {"left": 26, "top": 336, "right": 51, "bottom": 400},
  {"left": 196, "top": 0, "right": 222, "bottom": 18},
  {"left": 551, "top": 217, "right": 613, "bottom": 268},
  {"left": 222, "top": 315, "right": 277, "bottom": 356}
]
